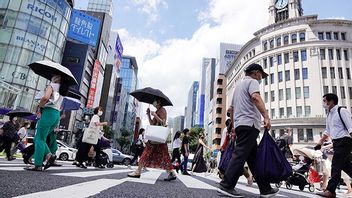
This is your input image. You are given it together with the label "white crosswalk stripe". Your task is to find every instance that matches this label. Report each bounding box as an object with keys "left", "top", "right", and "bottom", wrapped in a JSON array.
[{"left": 52, "top": 168, "right": 132, "bottom": 178}]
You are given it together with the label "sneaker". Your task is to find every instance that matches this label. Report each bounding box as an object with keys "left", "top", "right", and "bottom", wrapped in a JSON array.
[
  {"left": 44, "top": 154, "right": 57, "bottom": 170},
  {"left": 7, "top": 156, "right": 16, "bottom": 161},
  {"left": 127, "top": 171, "right": 141, "bottom": 178},
  {"left": 260, "top": 188, "right": 279, "bottom": 198},
  {"left": 79, "top": 163, "right": 88, "bottom": 169},
  {"left": 182, "top": 171, "right": 191, "bottom": 176},
  {"left": 164, "top": 173, "right": 176, "bottom": 181},
  {"left": 217, "top": 185, "right": 244, "bottom": 198}
]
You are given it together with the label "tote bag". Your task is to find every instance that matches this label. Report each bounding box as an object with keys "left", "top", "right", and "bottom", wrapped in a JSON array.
[
  {"left": 145, "top": 125, "right": 171, "bottom": 143},
  {"left": 254, "top": 129, "right": 292, "bottom": 183},
  {"left": 82, "top": 127, "right": 99, "bottom": 145}
]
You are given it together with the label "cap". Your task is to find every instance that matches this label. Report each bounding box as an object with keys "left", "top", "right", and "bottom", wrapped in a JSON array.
[{"left": 244, "top": 63, "right": 268, "bottom": 78}]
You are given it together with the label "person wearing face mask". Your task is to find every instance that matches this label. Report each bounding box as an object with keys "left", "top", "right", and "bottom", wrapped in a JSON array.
[
  {"left": 11, "top": 122, "right": 31, "bottom": 154},
  {"left": 128, "top": 99, "right": 177, "bottom": 181},
  {"left": 314, "top": 93, "right": 352, "bottom": 198},
  {"left": 0, "top": 116, "right": 20, "bottom": 161},
  {"left": 24, "top": 74, "right": 68, "bottom": 171},
  {"left": 75, "top": 106, "right": 108, "bottom": 169}
]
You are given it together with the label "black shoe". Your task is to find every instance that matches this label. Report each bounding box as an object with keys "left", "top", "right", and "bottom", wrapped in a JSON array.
[
  {"left": 217, "top": 185, "right": 244, "bottom": 198},
  {"left": 260, "top": 188, "right": 279, "bottom": 198},
  {"left": 164, "top": 173, "right": 176, "bottom": 181},
  {"left": 24, "top": 166, "right": 43, "bottom": 171},
  {"left": 23, "top": 154, "right": 31, "bottom": 164},
  {"left": 7, "top": 156, "right": 16, "bottom": 161},
  {"left": 79, "top": 163, "right": 87, "bottom": 169},
  {"left": 44, "top": 154, "right": 57, "bottom": 170},
  {"left": 182, "top": 171, "right": 191, "bottom": 176}
]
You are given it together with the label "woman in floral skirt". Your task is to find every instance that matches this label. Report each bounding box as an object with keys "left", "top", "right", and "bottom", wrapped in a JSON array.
[{"left": 128, "top": 99, "right": 176, "bottom": 181}]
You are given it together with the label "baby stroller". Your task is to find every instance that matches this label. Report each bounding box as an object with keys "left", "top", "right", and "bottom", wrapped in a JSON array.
[
  {"left": 207, "top": 149, "right": 219, "bottom": 173},
  {"left": 91, "top": 138, "right": 114, "bottom": 168},
  {"left": 279, "top": 147, "right": 322, "bottom": 192}
]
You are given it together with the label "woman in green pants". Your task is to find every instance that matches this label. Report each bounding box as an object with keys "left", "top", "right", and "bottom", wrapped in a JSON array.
[{"left": 25, "top": 74, "right": 68, "bottom": 171}]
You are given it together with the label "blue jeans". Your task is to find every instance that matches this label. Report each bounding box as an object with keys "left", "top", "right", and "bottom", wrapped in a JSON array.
[{"left": 182, "top": 154, "right": 188, "bottom": 172}]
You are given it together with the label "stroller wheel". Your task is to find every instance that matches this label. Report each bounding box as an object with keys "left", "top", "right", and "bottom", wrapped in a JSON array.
[
  {"left": 308, "top": 184, "right": 315, "bottom": 192},
  {"left": 286, "top": 182, "right": 293, "bottom": 190},
  {"left": 275, "top": 182, "right": 282, "bottom": 188},
  {"left": 299, "top": 185, "right": 305, "bottom": 191},
  {"left": 107, "top": 163, "right": 114, "bottom": 168}
]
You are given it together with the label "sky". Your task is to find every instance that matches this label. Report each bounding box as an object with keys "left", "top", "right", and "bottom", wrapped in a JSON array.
[{"left": 74, "top": 0, "right": 352, "bottom": 121}]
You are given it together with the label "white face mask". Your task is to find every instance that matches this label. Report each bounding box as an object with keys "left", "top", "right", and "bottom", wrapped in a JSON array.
[
  {"left": 152, "top": 101, "right": 158, "bottom": 108},
  {"left": 13, "top": 117, "right": 18, "bottom": 121},
  {"left": 322, "top": 101, "right": 329, "bottom": 110},
  {"left": 98, "top": 111, "right": 103, "bottom": 116}
]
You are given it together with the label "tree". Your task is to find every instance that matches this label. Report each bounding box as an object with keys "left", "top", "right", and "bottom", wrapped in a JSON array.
[
  {"left": 189, "top": 127, "right": 205, "bottom": 153},
  {"left": 102, "top": 125, "right": 113, "bottom": 139},
  {"left": 116, "top": 128, "right": 131, "bottom": 152}
]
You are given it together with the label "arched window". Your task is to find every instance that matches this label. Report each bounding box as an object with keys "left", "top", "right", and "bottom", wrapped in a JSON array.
[
  {"left": 276, "top": 37, "right": 281, "bottom": 47},
  {"left": 284, "top": 35, "right": 289, "bottom": 45},
  {"left": 291, "top": 33, "right": 297, "bottom": 43},
  {"left": 299, "top": 32, "right": 306, "bottom": 42}
]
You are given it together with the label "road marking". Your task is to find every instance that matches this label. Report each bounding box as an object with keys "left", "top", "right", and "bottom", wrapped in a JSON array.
[
  {"left": 126, "top": 170, "right": 163, "bottom": 185},
  {"left": 0, "top": 166, "right": 78, "bottom": 171},
  {"left": 14, "top": 179, "right": 126, "bottom": 198},
  {"left": 177, "top": 174, "right": 217, "bottom": 190},
  {"left": 52, "top": 168, "right": 132, "bottom": 178},
  {"left": 0, "top": 163, "right": 26, "bottom": 166}
]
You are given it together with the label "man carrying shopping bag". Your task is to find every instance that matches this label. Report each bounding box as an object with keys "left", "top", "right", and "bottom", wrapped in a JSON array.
[{"left": 217, "top": 64, "right": 279, "bottom": 198}]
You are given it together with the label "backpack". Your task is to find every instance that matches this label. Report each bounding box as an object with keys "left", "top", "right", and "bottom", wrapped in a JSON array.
[{"left": 337, "top": 106, "right": 352, "bottom": 131}]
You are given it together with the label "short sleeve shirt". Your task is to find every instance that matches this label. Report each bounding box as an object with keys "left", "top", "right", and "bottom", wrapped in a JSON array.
[
  {"left": 232, "top": 76, "right": 261, "bottom": 130},
  {"left": 181, "top": 136, "right": 189, "bottom": 154}
]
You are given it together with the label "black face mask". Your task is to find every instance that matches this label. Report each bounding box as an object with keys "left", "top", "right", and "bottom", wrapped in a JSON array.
[{"left": 227, "top": 112, "right": 231, "bottom": 117}]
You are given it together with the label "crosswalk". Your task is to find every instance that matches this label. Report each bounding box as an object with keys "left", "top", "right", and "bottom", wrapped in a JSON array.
[{"left": 0, "top": 160, "right": 349, "bottom": 198}]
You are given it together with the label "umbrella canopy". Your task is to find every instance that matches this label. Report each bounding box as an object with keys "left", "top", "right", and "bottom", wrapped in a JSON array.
[
  {"left": 0, "top": 107, "right": 12, "bottom": 115},
  {"left": 293, "top": 147, "right": 322, "bottom": 159},
  {"left": 28, "top": 60, "right": 78, "bottom": 85},
  {"left": 62, "top": 97, "right": 81, "bottom": 111},
  {"left": 7, "top": 108, "right": 35, "bottom": 118},
  {"left": 130, "top": 87, "right": 173, "bottom": 106}
]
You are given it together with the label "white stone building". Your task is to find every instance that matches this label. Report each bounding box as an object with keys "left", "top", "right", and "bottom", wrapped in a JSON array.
[{"left": 226, "top": 0, "right": 352, "bottom": 147}]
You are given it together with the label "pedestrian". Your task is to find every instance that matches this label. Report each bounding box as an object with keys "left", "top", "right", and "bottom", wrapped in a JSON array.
[
  {"left": 0, "top": 116, "right": 20, "bottom": 161},
  {"left": 315, "top": 93, "right": 352, "bottom": 198},
  {"left": 171, "top": 131, "right": 183, "bottom": 173},
  {"left": 11, "top": 121, "right": 31, "bottom": 154},
  {"left": 75, "top": 106, "right": 108, "bottom": 169},
  {"left": 25, "top": 74, "right": 68, "bottom": 171},
  {"left": 128, "top": 99, "right": 177, "bottom": 181},
  {"left": 191, "top": 133, "right": 211, "bottom": 173},
  {"left": 218, "top": 63, "right": 279, "bottom": 197},
  {"left": 181, "top": 128, "right": 191, "bottom": 175},
  {"left": 277, "top": 127, "right": 294, "bottom": 161},
  {"left": 130, "top": 128, "right": 146, "bottom": 166}
]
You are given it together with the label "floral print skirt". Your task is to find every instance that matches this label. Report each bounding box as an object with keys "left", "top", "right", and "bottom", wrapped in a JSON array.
[{"left": 139, "top": 142, "right": 173, "bottom": 171}]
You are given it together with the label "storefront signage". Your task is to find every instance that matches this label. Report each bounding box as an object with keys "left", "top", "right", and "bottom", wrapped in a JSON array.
[
  {"left": 87, "top": 60, "right": 101, "bottom": 108},
  {"left": 67, "top": 9, "right": 101, "bottom": 47},
  {"left": 12, "top": 71, "right": 37, "bottom": 84},
  {"left": 27, "top": 4, "right": 58, "bottom": 22},
  {"left": 16, "top": 35, "right": 46, "bottom": 52},
  {"left": 37, "top": 0, "right": 69, "bottom": 15}
]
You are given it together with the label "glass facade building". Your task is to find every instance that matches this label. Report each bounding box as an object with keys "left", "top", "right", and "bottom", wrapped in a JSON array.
[{"left": 0, "top": 0, "right": 73, "bottom": 110}]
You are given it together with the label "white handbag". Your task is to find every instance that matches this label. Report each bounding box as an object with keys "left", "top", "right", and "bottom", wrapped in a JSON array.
[
  {"left": 145, "top": 125, "right": 171, "bottom": 143},
  {"left": 82, "top": 127, "right": 99, "bottom": 145}
]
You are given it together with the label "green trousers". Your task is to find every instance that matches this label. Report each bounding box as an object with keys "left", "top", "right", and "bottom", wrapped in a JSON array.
[{"left": 33, "top": 107, "right": 60, "bottom": 167}]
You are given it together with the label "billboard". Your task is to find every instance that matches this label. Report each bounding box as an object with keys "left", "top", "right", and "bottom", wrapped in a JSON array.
[
  {"left": 67, "top": 9, "right": 101, "bottom": 47},
  {"left": 87, "top": 60, "right": 101, "bottom": 108}
]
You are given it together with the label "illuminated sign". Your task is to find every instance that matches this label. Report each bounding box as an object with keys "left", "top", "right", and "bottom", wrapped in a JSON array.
[{"left": 87, "top": 60, "right": 101, "bottom": 108}]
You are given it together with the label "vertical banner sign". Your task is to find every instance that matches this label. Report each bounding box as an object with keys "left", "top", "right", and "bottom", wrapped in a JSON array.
[
  {"left": 87, "top": 60, "right": 101, "bottom": 108},
  {"left": 115, "top": 34, "right": 124, "bottom": 71}
]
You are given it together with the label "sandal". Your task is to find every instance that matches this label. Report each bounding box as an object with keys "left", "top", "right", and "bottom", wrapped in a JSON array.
[
  {"left": 44, "top": 154, "right": 57, "bottom": 170},
  {"left": 128, "top": 171, "right": 141, "bottom": 178}
]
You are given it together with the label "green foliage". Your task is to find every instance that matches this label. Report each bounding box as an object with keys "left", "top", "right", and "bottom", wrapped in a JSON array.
[
  {"left": 188, "top": 127, "right": 205, "bottom": 153},
  {"left": 102, "top": 125, "right": 113, "bottom": 139},
  {"left": 116, "top": 128, "right": 132, "bottom": 152}
]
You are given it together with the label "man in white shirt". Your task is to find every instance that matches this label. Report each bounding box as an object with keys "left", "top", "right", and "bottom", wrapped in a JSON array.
[{"left": 315, "top": 93, "right": 352, "bottom": 198}]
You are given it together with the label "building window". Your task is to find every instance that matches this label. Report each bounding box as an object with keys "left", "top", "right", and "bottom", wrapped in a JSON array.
[
  {"left": 277, "top": 54, "right": 282, "bottom": 65},
  {"left": 297, "top": 106, "right": 303, "bottom": 117},
  {"left": 332, "top": 86, "right": 337, "bottom": 95},
  {"left": 263, "top": 58, "right": 267, "bottom": 68},
  {"left": 293, "top": 51, "right": 299, "bottom": 62},
  {"left": 285, "top": 70, "right": 290, "bottom": 81},
  {"left": 302, "top": 68, "right": 308, "bottom": 79},
  {"left": 330, "top": 67, "right": 335, "bottom": 79},
  {"left": 270, "top": 56, "right": 274, "bottom": 67},
  {"left": 323, "top": 86, "right": 329, "bottom": 94},
  {"left": 294, "top": 69, "right": 300, "bottom": 80},
  {"left": 301, "top": 50, "right": 307, "bottom": 61},
  {"left": 286, "top": 88, "right": 291, "bottom": 100},
  {"left": 344, "top": 49, "right": 349, "bottom": 61},
  {"left": 216, "top": 108, "right": 222, "bottom": 114},
  {"left": 270, "top": 73, "right": 274, "bottom": 84},
  {"left": 299, "top": 32, "right": 306, "bottom": 42},
  {"left": 318, "top": 32, "right": 324, "bottom": 40},
  {"left": 320, "top": 48, "right": 326, "bottom": 60},
  {"left": 298, "top": 129, "right": 304, "bottom": 142},
  {"left": 263, "top": 42, "right": 268, "bottom": 51},
  {"left": 341, "top": 32, "right": 346, "bottom": 40},
  {"left": 337, "top": 49, "right": 341, "bottom": 60},
  {"left": 279, "top": 108, "right": 285, "bottom": 118},
  {"left": 328, "top": 49, "right": 334, "bottom": 60},
  {"left": 264, "top": 77, "right": 268, "bottom": 85},
  {"left": 278, "top": 71, "right": 283, "bottom": 82},
  {"left": 284, "top": 53, "right": 289, "bottom": 64},
  {"left": 291, "top": 33, "right": 297, "bottom": 43},
  {"left": 271, "top": 108, "right": 275, "bottom": 119},
  {"left": 322, "top": 67, "right": 327, "bottom": 78},
  {"left": 334, "top": 32, "right": 339, "bottom": 40},
  {"left": 305, "top": 106, "right": 311, "bottom": 116},
  {"left": 271, "top": 90, "right": 275, "bottom": 102},
  {"left": 264, "top": 92, "right": 268, "bottom": 103},
  {"left": 296, "top": 87, "right": 301, "bottom": 99},
  {"left": 279, "top": 89, "right": 284, "bottom": 101},
  {"left": 349, "top": 87, "right": 352, "bottom": 99},
  {"left": 217, "top": 88, "right": 223, "bottom": 94},
  {"left": 216, "top": 98, "right": 222, "bottom": 104},
  {"left": 217, "top": 79, "right": 223, "bottom": 85},
  {"left": 341, "top": 86, "right": 346, "bottom": 99},
  {"left": 277, "top": 37, "right": 281, "bottom": 46},
  {"left": 287, "top": 107, "right": 292, "bottom": 117},
  {"left": 284, "top": 35, "right": 289, "bottom": 45},
  {"left": 270, "top": 39, "right": 274, "bottom": 48},
  {"left": 347, "top": 68, "right": 351, "bottom": 79},
  {"left": 307, "top": 129, "right": 313, "bottom": 142},
  {"left": 338, "top": 68, "right": 343, "bottom": 79},
  {"left": 326, "top": 32, "right": 332, "bottom": 40},
  {"left": 216, "top": 118, "right": 222, "bottom": 124},
  {"left": 303, "top": 86, "right": 309, "bottom": 98}
]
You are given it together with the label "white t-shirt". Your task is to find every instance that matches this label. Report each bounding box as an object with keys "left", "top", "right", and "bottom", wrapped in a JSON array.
[
  {"left": 220, "top": 128, "right": 228, "bottom": 147},
  {"left": 173, "top": 138, "right": 182, "bottom": 149},
  {"left": 17, "top": 127, "right": 27, "bottom": 140},
  {"left": 89, "top": 115, "right": 103, "bottom": 138}
]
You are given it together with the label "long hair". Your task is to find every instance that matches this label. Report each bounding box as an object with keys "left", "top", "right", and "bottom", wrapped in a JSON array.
[
  {"left": 59, "top": 82, "right": 70, "bottom": 96},
  {"left": 173, "top": 131, "right": 181, "bottom": 141}
]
